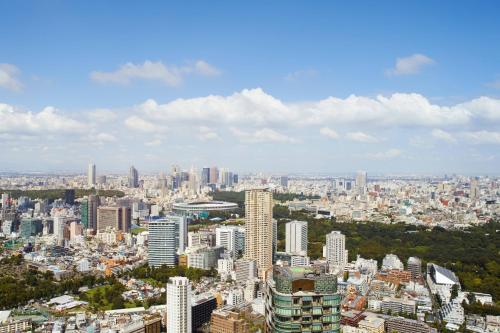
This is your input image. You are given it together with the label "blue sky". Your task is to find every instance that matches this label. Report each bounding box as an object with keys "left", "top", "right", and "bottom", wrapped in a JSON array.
[{"left": 1, "top": 1, "right": 500, "bottom": 174}]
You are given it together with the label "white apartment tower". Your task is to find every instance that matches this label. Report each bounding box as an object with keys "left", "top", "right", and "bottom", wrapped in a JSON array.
[
  {"left": 148, "top": 219, "right": 177, "bottom": 267},
  {"left": 167, "top": 277, "right": 192, "bottom": 333},
  {"left": 470, "top": 178, "right": 479, "bottom": 200},
  {"left": 325, "top": 231, "right": 348, "bottom": 272},
  {"left": 356, "top": 171, "right": 367, "bottom": 194},
  {"left": 285, "top": 220, "right": 308, "bottom": 256},
  {"left": 88, "top": 163, "right": 96, "bottom": 187},
  {"left": 244, "top": 188, "right": 273, "bottom": 279}
]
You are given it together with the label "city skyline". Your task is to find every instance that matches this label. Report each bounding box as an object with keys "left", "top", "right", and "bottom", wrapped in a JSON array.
[{"left": 1, "top": 2, "right": 500, "bottom": 174}]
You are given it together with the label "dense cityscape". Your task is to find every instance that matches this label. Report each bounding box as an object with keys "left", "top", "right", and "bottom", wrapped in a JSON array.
[
  {"left": 0, "top": 165, "right": 498, "bottom": 333},
  {"left": 2, "top": 2, "right": 500, "bottom": 333}
]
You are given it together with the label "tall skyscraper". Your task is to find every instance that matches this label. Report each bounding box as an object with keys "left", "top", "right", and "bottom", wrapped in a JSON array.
[
  {"left": 356, "top": 171, "right": 367, "bottom": 194},
  {"left": 88, "top": 163, "right": 96, "bottom": 187},
  {"left": 167, "top": 277, "right": 192, "bottom": 333},
  {"left": 325, "top": 231, "right": 348, "bottom": 272},
  {"left": 221, "top": 169, "right": 234, "bottom": 187},
  {"left": 81, "top": 194, "right": 99, "bottom": 231},
  {"left": 64, "top": 189, "right": 75, "bottom": 205},
  {"left": 470, "top": 177, "right": 479, "bottom": 200},
  {"left": 280, "top": 175, "right": 289, "bottom": 189},
  {"left": 128, "top": 166, "right": 139, "bottom": 188},
  {"left": 209, "top": 166, "right": 219, "bottom": 184},
  {"left": 96, "top": 206, "right": 131, "bottom": 232},
  {"left": 201, "top": 167, "right": 210, "bottom": 186},
  {"left": 148, "top": 218, "right": 178, "bottom": 267},
  {"left": 285, "top": 220, "right": 308, "bottom": 256},
  {"left": 148, "top": 215, "right": 188, "bottom": 267},
  {"left": 244, "top": 188, "right": 273, "bottom": 279},
  {"left": 265, "top": 266, "right": 341, "bottom": 333}
]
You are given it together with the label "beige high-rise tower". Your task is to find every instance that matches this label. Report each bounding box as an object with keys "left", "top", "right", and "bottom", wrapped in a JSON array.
[{"left": 244, "top": 188, "right": 273, "bottom": 279}]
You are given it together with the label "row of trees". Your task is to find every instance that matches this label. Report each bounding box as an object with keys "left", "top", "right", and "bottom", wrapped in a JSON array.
[
  {"left": 210, "top": 190, "right": 320, "bottom": 208},
  {"left": 0, "top": 188, "right": 125, "bottom": 202},
  {"left": 123, "top": 263, "right": 217, "bottom": 284}
]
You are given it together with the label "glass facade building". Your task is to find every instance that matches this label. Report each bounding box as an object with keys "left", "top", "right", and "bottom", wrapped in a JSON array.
[{"left": 265, "top": 266, "right": 341, "bottom": 333}]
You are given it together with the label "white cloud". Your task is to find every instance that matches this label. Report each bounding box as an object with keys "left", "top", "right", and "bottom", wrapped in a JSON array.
[
  {"left": 193, "top": 60, "right": 221, "bottom": 76},
  {"left": 130, "top": 88, "right": 494, "bottom": 129},
  {"left": 346, "top": 131, "right": 379, "bottom": 143},
  {"left": 230, "top": 127, "right": 296, "bottom": 143},
  {"left": 87, "top": 109, "right": 117, "bottom": 122},
  {"left": 124, "top": 115, "right": 168, "bottom": 133},
  {"left": 90, "top": 60, "right": 221, "bottom": 86},
  {"left": 431, "top": 129, "right": 456, "bottom": 143},
  {"left": 198, "top": 126, "right": 220, "bottom": 141},
  {"left": 462, "top": 131, "right": 500, "bottom": 144},
  {"left": 364, "top": 149, "right": 402, "bottom": 160},
  {"left": 319, "top": 127, "right": 339, "bottom": 140},
  {"left": 0, "top": 63, "right": 23, "bottom": 91},
  {"left": 0, "top": 103, "right": 86, "bottom": 135},
  {"left": 386, "top": 54, "right": 435, "bottom": 76}
]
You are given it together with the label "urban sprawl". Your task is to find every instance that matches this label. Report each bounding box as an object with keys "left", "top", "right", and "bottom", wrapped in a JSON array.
[{"left": 0, "top": 165, "right": 498, "bottom": 333}]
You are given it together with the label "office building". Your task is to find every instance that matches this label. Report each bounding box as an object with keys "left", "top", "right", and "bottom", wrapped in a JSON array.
[
  {"left": 407, "top": 257, "right": 422, "bottom": 280},
  {"left": 170, "top": 215, "right": 188, "bottom": 253},
  {"left": 211, "top": 309, "right": 249, "bottom": 333},
  {"left": 285, "top": 220, "right": 308, "bottom": 256},
  {"left": 19, "top": 218, "right": 43, "bottom": 239},
  {"left": 356, "top": 171, "right": 367, "bottom": 194},
  {"left": 96, "top": 206, "right": 131, "bottom": 232},
  {"left": 470, "top": 178, "right": 479, "bottom": 199},
  {"left": 129, "top": 166, "right": 139, "bottom": 188},
  {"left": 192, "top": 294, "right": 217, "bottom": 333},
  {"left": 244, "top": 189, "right": 273, "bottom": 279},
  {"left": 216, "top": 226, "right": 245, "bottom": 257},
  {"left": 88, "top": 163, "right": 96, "bottom": 187},
  {"left": 280, "top": 176, "right": 289, "bottom": 188},
  {"left": 264, "top": 266, "right": 341, "bottom": 333},
  {"left": 81, "top": 194, "right": 99, "bottom": 231},
  {"left": 220, "top": 169, "right": 234, "bottom": 187},
  {"left": 53, "top": 216, "right": 71, "bottom": 245},
  {"left": 189, "top": 230, "right": 216, "bottom": 248},
  {"left": 209, "top": 166, "right": 218, "bottom": 184},
  {"left": 167, "top": 277, "right": 192, "bottom": 333},
  {"left": 148, "top": 215, "right": 187, "bottom": 266},
  {"left": 233, "top": 259, "right": 257, "bottom": 283},
  {"left": 325, "top": 231, "right": 348, "bottom": 272},
  {"left": 188, "top": 246, "right": 224, "bottom": 270},
  {"left": 148, "top": 219, "right": 178, "bottom": 267},
  {"left": 64, "top": 189, "right": 75, "bottom": 205},
  {"left": 201, "top": 167, "right": 210, "bottom": 186}
]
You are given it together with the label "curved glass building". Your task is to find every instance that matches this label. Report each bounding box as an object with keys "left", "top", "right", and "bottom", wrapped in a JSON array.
[{"left": 265, "top": 266, "right": 341, "bottom": 333}]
